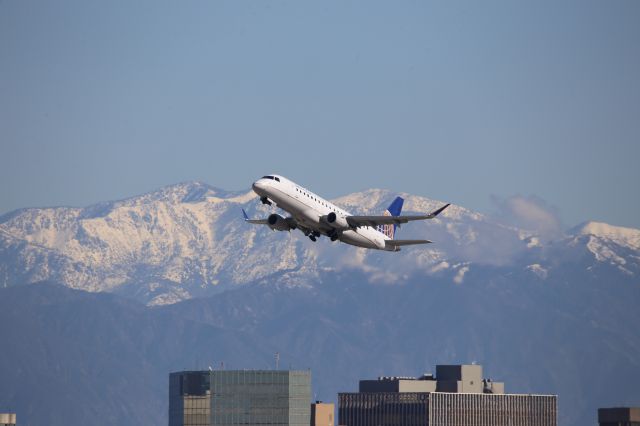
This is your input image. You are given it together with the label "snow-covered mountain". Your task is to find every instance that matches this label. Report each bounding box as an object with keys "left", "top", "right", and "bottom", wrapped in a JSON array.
[
  {"left": 1, "top": 182, "right": 639, "bottom": 426},
  {"left": 0, "top": 181, "right": 638, "bottom": 305}
]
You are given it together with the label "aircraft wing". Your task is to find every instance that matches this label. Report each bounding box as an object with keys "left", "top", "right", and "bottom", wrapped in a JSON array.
[
  {"left": 346, "top": 203, "right": 450, "bottom": 228},
  {"left": 242, "top": 209, "right": 270, "bottom": 224}
]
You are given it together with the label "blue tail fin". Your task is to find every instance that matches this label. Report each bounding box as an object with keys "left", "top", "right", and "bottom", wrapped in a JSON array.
[{"left": 379, "top": 196, "right": 404, "bottom": 239}]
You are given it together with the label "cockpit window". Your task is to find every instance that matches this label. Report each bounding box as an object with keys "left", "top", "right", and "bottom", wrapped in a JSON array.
[
  {"left": 274, "top": 177, "right": 280, "bottom": 182},
  {"left": 262, "top": 175, "right": 275, "bottom": 180}
]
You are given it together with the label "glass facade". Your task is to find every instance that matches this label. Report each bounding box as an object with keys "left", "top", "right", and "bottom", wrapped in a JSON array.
[
  {"left": 339, "top": 392, "right": 429, "bottom": 426},
  {"left": 169, "top": 370, "right": 311, "bottom": 426},
  {"left": 169, "top": 371, "right": 211, "bottom": 426},
  {"left": 210, "top": 370, "right": 311, "bottom": 426}
]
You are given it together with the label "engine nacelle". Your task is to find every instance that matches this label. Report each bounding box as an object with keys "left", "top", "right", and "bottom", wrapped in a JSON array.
[
  {"left": 326, "top": 212, "right": 350, "bottom": 229},
  {"left": 268, "top": 213, "right": 292, "bottom": 231}
]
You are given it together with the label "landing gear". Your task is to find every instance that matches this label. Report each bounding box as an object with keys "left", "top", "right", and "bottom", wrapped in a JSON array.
[
  {"left": 327, "top": 229, "right": 339, "bottom": 242},
  {"left": 309, "top": 235, "right": 317, "bottom": 242},
  {"left": 307, "top": 231, "right": 321, "bottom": 242},
  {"left": 260, "top": 197, "right": 272, "bottom": 206}
]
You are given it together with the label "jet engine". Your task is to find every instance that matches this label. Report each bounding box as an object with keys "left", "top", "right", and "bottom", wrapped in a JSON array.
[
  {"left": 326, "top": 212, "right": 349, "bottom": 229},
  {"left": 268, "top": 213, "right": 292, "bottom": 231}
]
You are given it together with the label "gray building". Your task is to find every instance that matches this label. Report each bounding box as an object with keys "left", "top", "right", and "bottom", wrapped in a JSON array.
[
  {"left": 169, "top": 370, "right": 311, "bottom": 426},
  {"left": 339, "top": 364, "right": 556, "bottom": 426},
  {"left": 598, "top": 407, "right": 640, "bottom": 426}
]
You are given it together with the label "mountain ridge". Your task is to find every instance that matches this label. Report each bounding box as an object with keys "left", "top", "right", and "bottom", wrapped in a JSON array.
[{"left": 0, "top": 181, "right": 637, "bottom": 305}]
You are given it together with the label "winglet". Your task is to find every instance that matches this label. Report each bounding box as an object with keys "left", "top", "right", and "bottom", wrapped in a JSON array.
[
  {"left": 242, "top": 209, "right": 249, "bottom": 221},
  {"left": 426, "top": 203, "right": 450, "bottom": 219}
]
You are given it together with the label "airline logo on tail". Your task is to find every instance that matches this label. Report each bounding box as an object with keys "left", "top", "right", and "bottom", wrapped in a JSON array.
[{"left": 378, "top": 197, "right": 404, "bottom": 239}]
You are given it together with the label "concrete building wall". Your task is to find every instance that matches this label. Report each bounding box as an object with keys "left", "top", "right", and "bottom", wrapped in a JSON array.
[
  {"left": 483, "top": 380, "right": 505, "bottom": 394},
  {"left": 398, "top": 380, "right": 437, "bottom": 393},
  {"left": 429, "top": 393, "right": 557, "bottom": 426},
  {"left": 311, "top": 402, "right": 334, "bottom": 426},
  {"left": 435, "top": 365, "right": 483, "bottom": 393},
  {"left": 0, "top": 413, "right": 16, "bottom": 426}
]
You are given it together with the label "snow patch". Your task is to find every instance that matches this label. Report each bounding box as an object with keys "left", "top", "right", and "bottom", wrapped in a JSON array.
[
  {"left": 578, "top": 222, "right": 640, "bottom": 251},
  {"left": 587, "top": 236, "right": 627, "bottom": 266},
  {"left": 207, "top": 191, "right": 256, "bottom": 205}
]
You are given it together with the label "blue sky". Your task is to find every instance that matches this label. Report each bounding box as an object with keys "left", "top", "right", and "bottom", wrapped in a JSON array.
[{"left": 1, "top": 1, "right": 639, "bottom": 228}]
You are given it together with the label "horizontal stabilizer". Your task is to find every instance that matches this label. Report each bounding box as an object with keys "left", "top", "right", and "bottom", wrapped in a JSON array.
[{"left": 385, "top": 239, "right": 433, "bottom": 248}]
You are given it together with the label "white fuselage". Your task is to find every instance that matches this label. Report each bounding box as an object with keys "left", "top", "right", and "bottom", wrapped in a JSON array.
[{"left": 252, "top": 175, "right": 390, "bottom": 250}]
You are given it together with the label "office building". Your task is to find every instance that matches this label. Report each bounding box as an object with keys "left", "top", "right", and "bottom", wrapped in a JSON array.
[
  {"left": 169, "top": 371, "right": 211, "bottom": 426},
  {"left": 311, "top": 401, "right": 334, "bottom": 426},
  {"left": 598, "top": 407, "right": 640, "bottom": 426},
  {"left": 339, "top": 364, "right": 556, "bottom": 426},
  {"left": 169, "top": 370, "right": 311, "bottom": 426},
  {"left": 0, "top": 414, "right": 16, "bottom": 426}
]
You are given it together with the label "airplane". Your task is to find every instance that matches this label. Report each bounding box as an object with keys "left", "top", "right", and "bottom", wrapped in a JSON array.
[{"left": 243, "top": 174, "right": 450, "bottom": 252}]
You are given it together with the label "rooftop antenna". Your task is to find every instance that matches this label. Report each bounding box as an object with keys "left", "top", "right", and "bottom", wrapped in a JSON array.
[{"left": 275, "top": 352, "right": 280, "bottom": 370}]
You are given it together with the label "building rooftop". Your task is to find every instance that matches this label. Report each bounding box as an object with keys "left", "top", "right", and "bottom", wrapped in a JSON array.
[{"left": 359, "top": 364, "right": 505, "bottom": 395}]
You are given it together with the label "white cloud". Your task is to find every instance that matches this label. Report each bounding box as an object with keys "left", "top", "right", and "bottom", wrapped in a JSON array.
[
  {"left": 492, "top": 195, "right": 563, "bottom": 240},
  {"left": 430, "top": 261, "right": 450, "bottom": 273},
  {"left": 453, "top": 265, "right": 470, "bottom": 284}
]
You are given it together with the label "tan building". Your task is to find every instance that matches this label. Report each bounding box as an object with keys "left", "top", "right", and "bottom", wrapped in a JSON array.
[
  {"left": 311, "top": 402, "right": 334, "bottom": 426},
  {"left": 0, "top": 413, "right": 16, "bottom": 426}
]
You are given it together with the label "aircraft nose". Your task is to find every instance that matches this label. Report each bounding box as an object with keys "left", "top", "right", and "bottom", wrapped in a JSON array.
[{"left": 252, "top": 181, "right": 264, "bottom": 192}]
